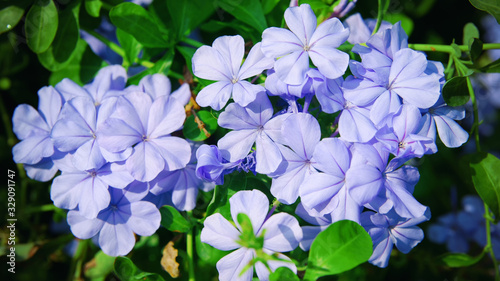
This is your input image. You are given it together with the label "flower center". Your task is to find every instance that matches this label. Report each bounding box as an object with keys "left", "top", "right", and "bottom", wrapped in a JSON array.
[
  {"left": 398, "top": 141, "right": 406, "bottom": 149},
  {"left": 231, "top": 77, "right": 238, "bottom": 84},
  {"left": 303, "top": 44, "right": 310, "bottom": 51},
  {"left": 142, "top": 135, "right": 149, "bottom": 142}
]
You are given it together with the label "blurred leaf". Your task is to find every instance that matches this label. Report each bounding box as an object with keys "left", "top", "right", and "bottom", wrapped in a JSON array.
[
  {"left": 160, "top": 241, "right": 179, "bottom": 278},
  {"left": 478, "top": 58, "right": 500, "bottom": 73},
  {"left": 269, "top": 267, "right": 300, "bottom": 281},
  {"left": 160, "top": 205, "right": 193, "bottom": 233},
  {"left": 304, "top": 220, "right": 372, "bottom": 280},
  {"left": 127, "top": 50, "right": 174, "bottom": 85},
  {"left": 38, "top": 0, "right": 81, "bottom": 71},
  {"left": 84, "top": 250, "right": 116, "bottom": 280},
  {"left": 25, "top": 0, "right": 58, "bottom": 53},
  {"left": 470, "top": 152, "right": 500, "bottom": 218},
  {"left": 469, "top": 38, "right": 483, "bottom": 63},
  {"left": 49, "top": 39, "right": 106, "bottom": 86},
  {"left": 177, "top": 45, "right": 196, "bottom": 74},
  {"left": 442, "top": 76, "right": 470, "bottom": 106},
  {"left": 0, "top": 1, "right": 30, "bottom": 34},
  {"left": 462, "top": 22, "right": 480, "bottom": 45},
  {"left": 183, "top": 110, "right": 218, "bottom": 141},
  {"left": 116, "top": 27, "right": 142, "bottom": 67},
  {"left": 167, "top": 0, "right": 215, "bottom": 40},
  {"left": 217, "top": 0, "right": 267, "bottom": 33},
  {"left": 109, "top": 2, "right": 169, "bottom": 48},
  {"left": 262, "top": 0, "right": 280, "bottom": 14},
  {"left": 85, "top": 0, "right": 102, "bottom": 17},
  {"left": 114, "top": 257, "right": 165, "bottom": 281},
  {"left": 441, "top": 251, "right": 485, "bottom": 267},
  {"left": 385, "top": 13, "right": 414, "bottom": 37},
  {"left": 468, "top": 0, "right": 500, "bottom": 23}
]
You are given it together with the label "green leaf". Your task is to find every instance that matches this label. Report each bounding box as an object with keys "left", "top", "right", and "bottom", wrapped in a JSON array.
[
  {"left": 469, "top": 0, "right": 500, "bottom": 24},
  {"left": 183, "top": 110, "right": 218, "bottom": 141},
  {"left": 470, "top": 152, "right": 500, "bottom": 218},
  {"left": 478, "top": 58, "right": 500, "bottom": 73},
  {"left": 206, "top": 184, "right": 229, "bottom": 218},
  {"left": 85, "top": 0, "right": 102, "bottom": 17},
  {"left": 269, "top": 267, "right": 300, "bottom": 281},
  {"left": 304, "top": 220, "right": 372, "bottom": 280},
  {"left": 85, "top": 251, "right": 116, "bottom": 279},
  {"left": 0, "top": 1, "right": 30, "bottom": 34},
  {"left": 442, "top": 76, "right": 470, "bottom": 106},
  {"left": 469, "top": 38, "right": 483, "bottom": 63},
  {"left": 462, "top": 22, "right": 480, "bottom": 45},
  {"left": 49, "top": 39, "right": 106, "bottom": 86},
  {"left": 160, "top": 205, "right": 193, "bottom": 233},
  {"left": 217, "top": 0, "right": 267, "bottom": 33},
  {"left": 261, "top": 0, "right": 280, "bottom": 14},
  {"left": 114, "top": 257, "right": 165, "bottom": 281},
  {"left": 441, "top": 251, "right": 485, "bottom": 267},
  {"left": 127, "top": 50, "right": 174, "bottom": 85},
  {"left": 176, "top": 45, "right": 196, "bottom": 74},
  {"left": 38, "top": 0, "right": 81, "bottom": 71},
  {"left": 206, "top": 172, "right": 248, "bottom": 219},
  {"left": 167, "top": 0, "right": 215, "bottom": 40},
  {"left": 384, "top": 13, "right": 414, "bottom": 37},
  {"left": 109, "top": 2, "right": 169, "bottom": 48},
  {"left": 25, "top": 0, "right": 59, "bottom": 53},
  {"left": 116, "top": 28, "right": 142, "bottom": 67}
]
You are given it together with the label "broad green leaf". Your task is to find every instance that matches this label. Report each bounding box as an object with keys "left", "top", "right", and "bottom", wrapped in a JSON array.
[
  {"left": 114, "top": 257, "right": 165, "bottom": 281},
  {"left": 468, "top": 38, "right": 483, "bottom": 63},
  {"left": 304, "top": 220, "right": 372, "bottom": 280},
  {"left": 269, "top": 267, "right": 300, "bottom": 281},
  {"left": 441, "top": 251, "right": 485, "bottom": 267},
  {"left": 160, "top": 205, "right": 193, "bottom": 233},
  {"left": 85, "top": 0, "right": 102, "bottom": 17},
  {"left": 85, "top": 251, "right": 116, "bottom": 280},
  {"left": 217, "top": 0, "right": 267, "bottom": 33},
  {"left": 442, "top": 76, "right": 470, "bottom": 107},
  {"left": 469, "top": 0, "right": 500, "bottom": 24},
  {"left": 206, "top": 172, "right": 247, "bottom": 219},
  {"left": 384, "top": 13, "right": 414, "bottom": 37},
  {"left": 0, "top": 1, "right": 30, "bottom": 34},
  {"left": 116, "top": 28, "right": 142, "bottom": 67},
  {"left": 262, "top": 0, "right": 280, "bottom": 14},
  {"left": 109, "top": 2, "right": 168, "bottom": 48},
  {"left": 167, "top": 0, "right": 215, "bottom": 40},
  {"left": 478, "top": 58, "right": 500, "bottom": 73},
  {"left": 176, "top": 45, "right": 196, "bottom": 74},
  {"left": 183, "top": 110, "right": 218, "bottom": 141},
  {"left": 470, "top": 152, "right": 500, "bottom": 218},
  {"left": 25, "top": 0, "right": 58, "bottom": 53},
  {"left": 206, "top": 184, "right": 229, "bottom": 218},
  {"left": 38, "top": 0, "right": 81, "bottom": 71},
  {"left": 127, "top": 50, "right": 174, "bottom": 85},
  {"left": 49, "top": 39, "right": 106, "bottom": 86},
  {"left": 462, "top": 22, "right": 480, "bottom": 45}
]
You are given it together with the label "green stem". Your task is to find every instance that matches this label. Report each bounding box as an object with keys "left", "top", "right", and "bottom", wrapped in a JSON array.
[
  {"left": 186, "top": 212, "right": 196, "bottom": 281},
  {"left": 409, "top": 43, "right": 500, "bottom": 54},
  {"left": 68, "top": 239, "right": 89, "bottom": 281},
  {"left": 466, "top": 76, "right": 499, "bottom": 279},
  {"left": 182, "top": 37, "right": 204, "bottom": 48},
  {"left": 24, "top": 204, "right": 60, "bottom": 214},
  {"left": 168, "top": 70, "right": 185, "bottom": 81}
]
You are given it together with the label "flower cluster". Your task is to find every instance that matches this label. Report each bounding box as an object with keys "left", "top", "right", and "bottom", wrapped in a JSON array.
[
  {"left": 12, "top": 65, "right": 214, "bottom": 256},
  {"left": 194, "top": 3, "right": 469, "bottom": 275}
]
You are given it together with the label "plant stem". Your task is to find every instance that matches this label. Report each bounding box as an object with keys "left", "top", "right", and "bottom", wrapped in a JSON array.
[
  {"left": 182, "top": 37, "right": 204, "bottom": 48},
  {"left": 68, "top": 239, "right": 89, "bottom": 281},
  {"left": 466, "top": 75, "right": 499, "bottom": 279},
  {"left": 24, "top": 204, "right": 60, "bottom": 214},
  {"left": 186, "top": 212, "right": 196, "bottom": 281},
  {"left": 409, "top": 43, "right": 500, "bottom": 54}
]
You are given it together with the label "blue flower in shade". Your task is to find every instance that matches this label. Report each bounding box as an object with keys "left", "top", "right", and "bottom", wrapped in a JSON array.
[
  {"left": 97, "top": 91, "right": 191, "bottom": 182},
  {"left": 376, "top": 104, "right": 436, "bottom": 159},
  {"left": 149, "top": 142, "right": 215, "bottom": 211},
  {"left": 192, "top": 35, "right": 274, "bottom": 110},
  {"left": 299, "top": 138, "right": 362, "bottom": 221},
  {"left": 201, "top": 190, "right": 302, "bottom": 281},
  {"left": 50, "top": 154, "right": 134, "bottom": 219},
  {"left": 12, "top": 86, "right": 63, "bottom": 181},
  {"left": 361, "top": 207, "right": 430, "bottom": 268},
  {"left": 67, "top": 185, "right": 160, "bottom": 257},
  {"left": 261, "top": 4, "right": 349, "bottom": 85},
  {"left": 270, "top": 113, "right": 320, "bottom": 204},
  {"left": 217, "top": 92, "right": 287, "bottom": 174}
]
